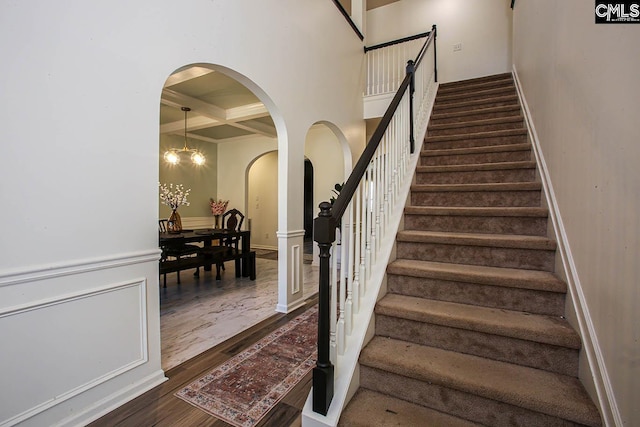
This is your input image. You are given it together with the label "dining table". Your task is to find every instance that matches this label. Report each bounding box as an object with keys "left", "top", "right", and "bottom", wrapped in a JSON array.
[{"left": 159, "top": 228, "right": 254, "bottom": 279}]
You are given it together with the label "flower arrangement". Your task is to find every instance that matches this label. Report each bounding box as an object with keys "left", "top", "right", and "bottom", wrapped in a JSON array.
[
  {"left": 159, "top": 183, "right": 191, "bottom": 211},
  {"left": 209, "top": 198, "right": 229, "bottom": 216}
]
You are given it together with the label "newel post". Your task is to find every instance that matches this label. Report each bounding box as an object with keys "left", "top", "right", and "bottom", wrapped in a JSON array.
[
  {"left": 406, "top": 59, "right": 416, "bottom": 154},
  {"left": 312, "top": 202, "right": 336, "bottom": 415}
]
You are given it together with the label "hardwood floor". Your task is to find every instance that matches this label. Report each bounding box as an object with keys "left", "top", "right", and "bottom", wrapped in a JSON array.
[
  {"left": 91, "top": 297, "right": 318, "bottom": 427},
  {"left": 90, "top": 257, "right": 319, "bottom": 426}
]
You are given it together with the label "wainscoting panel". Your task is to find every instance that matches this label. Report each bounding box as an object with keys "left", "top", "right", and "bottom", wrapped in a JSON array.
[
  {"left": 0, "top": 252, "right": 165, "bottom": 427},
  {"left": 0, "top": 280, "right": 147, "bottom": 426}
]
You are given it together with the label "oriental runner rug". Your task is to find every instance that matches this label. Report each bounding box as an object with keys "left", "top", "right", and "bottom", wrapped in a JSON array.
[{"left": 175, "top": 306, "right": 318, "bottom": 427}]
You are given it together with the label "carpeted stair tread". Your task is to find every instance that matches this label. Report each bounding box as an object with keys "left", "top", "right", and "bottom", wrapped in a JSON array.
[
  {"left": 417, "top": 160, "right": 536, "bottom": 173},
  {"left": 412, "top": 181, "right": 541, "bottom": 192},
  {"left": 432, "top": 95, "right": 519, "bottom": 113},
  {"left": 404, "top": 205, "right": 547, "bottom": 218},
  {"left": 431, "top": 104, "right": 522, "bottom": 122},
  {"left": 423, "top": 142, "right": 531, "bottom": 156},
  {"left": 339, "top": 389, "right": 482, "bottom": 427},
  {"left": 437, "top": 78, "right": 514, "bottom": 97},
  {"left": 428, "top": 115, "right": 524, "bottom": 132},
  {"left": 387, "top": 259, "right": 566, "bottom": 293},
  {"left": 439, "top": 73, "right": 513, "bottom": 89},
  {"left": 425, "top": 128, "right": 528, "bottom": 143},
  {"left": 420, "top": 143, "right": 533, "bottom": 166},
  {"left": 436, "top": 86, "right": 516, "bottom": 104},
  {"left": 360, "top": 338, "right": 602, "bottom": 427},
  {"left": 376, "top": 294, "right": 581, "bottom": 349},
  {"left": 397, "top": 230, "right": 557, "bottom": 250}
]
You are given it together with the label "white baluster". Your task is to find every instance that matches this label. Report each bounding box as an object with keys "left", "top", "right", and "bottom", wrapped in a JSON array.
[
  {"left": 365, "top": 163, "right": 373, "bottom": 280},
  {"left": 346, "top": 201, "right": 354, "bottom": 334},
  {"left": 338, "top": 218, "right": 347, "bottom": 355},
  {"left": 330, "top": 241, "right": 338, "bottom": 363},
  {"left": 352, "top": 186, "right": 361, "bottom": 314}
]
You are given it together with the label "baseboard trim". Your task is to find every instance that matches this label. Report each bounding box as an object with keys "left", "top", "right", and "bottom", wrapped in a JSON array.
[
  {"left": 276, "top": 298, "right": 307, "bottom": 314},
  {"left": 512, "top": 65, "right": 619, "bottom": 427},
  {"left": 252, "top": 244, "right": 278, "bottom": 251},
  {"left": 59, "top": 370, "right": 168, "bottom": 427}
]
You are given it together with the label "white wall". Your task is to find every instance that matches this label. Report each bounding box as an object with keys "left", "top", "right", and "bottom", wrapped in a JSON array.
[
  {"left": 367, "top": 0, "right": 513, "bottom": 83},
  {"left": 512, "top": 2, "right": 640, "bottom": 425},
  {"left": 0, "top": 0, "right": 364, "bottom": 425},
  {"left": 305, "top": 125, "right": 347, "bottom": 213}
]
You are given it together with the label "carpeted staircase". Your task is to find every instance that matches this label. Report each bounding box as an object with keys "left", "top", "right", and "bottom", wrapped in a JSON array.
[{"left": 339, "top": 73, "right": 603, "bottom": 426}]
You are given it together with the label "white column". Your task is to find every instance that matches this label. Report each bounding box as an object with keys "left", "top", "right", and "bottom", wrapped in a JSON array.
[
  {"left": 351, "top": 0, "right": 366, "bottom": 36},
  {"left": 275, "top": 230, "right": 306, "bottom": 313}
]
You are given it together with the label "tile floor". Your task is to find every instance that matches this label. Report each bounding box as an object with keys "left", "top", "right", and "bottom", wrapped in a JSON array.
[{"left": 160, "top": 256, "right": 318, "bottom": 370}]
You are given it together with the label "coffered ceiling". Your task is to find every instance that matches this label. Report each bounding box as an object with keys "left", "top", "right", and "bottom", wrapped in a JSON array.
[{"left": 160, "top": 66, "right": 277, "bottom": 145}]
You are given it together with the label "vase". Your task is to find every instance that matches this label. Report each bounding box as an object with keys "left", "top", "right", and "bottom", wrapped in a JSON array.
[
  {"left": 168, "top": 209, "right": 182, "bottom": 233},
  {"left": 213, "top": 215, "right": 221, "bottom": 229}
]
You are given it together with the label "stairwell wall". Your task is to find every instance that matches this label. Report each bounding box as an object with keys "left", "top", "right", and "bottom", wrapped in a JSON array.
[
  {"left": 366, "top": 0, "right": 513, "bottom": 83},
  {"left": 512, "top": 1, "right": 639, "bottom": 426}
]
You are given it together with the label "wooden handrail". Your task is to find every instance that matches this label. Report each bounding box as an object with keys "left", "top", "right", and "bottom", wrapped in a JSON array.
[
  {"left": 312, "top": 24, "right": 437, "bottom": 416},
  {"left": 364, "top": 31, "right": 430, "bottom": 53},
  {"left": 331, "top": 0, "right": 364, "bottom": 41}
]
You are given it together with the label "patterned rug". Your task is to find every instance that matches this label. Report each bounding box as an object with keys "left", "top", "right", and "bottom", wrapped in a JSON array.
[{"left": 175, "top": 307, "right": 318, "bottom": 427}]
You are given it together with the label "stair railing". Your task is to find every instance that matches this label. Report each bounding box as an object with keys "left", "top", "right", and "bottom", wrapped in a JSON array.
[
  {"left": 364, "top": 31, "right": 432, "bottom": 97},
  {"left": 311, "top": 24, "right": 437, "bottom": 418}
]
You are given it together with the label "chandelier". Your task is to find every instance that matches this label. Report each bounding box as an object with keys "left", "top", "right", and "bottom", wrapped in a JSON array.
[{"left": 163, "top": 107, "right": 206, "bottom": 166}]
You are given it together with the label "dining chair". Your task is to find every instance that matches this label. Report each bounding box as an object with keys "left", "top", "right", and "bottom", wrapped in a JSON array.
[
  {"left": 158, "top": 220, "right": 200, "bottom": 286},
  {"left": 217, "top": 209, "right": 246, "bottom": 277}
]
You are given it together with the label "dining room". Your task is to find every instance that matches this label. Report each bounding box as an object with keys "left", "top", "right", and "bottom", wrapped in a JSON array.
[{"left": 157, "top": 65, "right": 349, "bottom": 370}]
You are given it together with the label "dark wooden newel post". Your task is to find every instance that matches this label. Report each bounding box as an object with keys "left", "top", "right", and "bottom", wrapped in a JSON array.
[{"left": 312, "top": 202, "right": 335, "bottom": 415}]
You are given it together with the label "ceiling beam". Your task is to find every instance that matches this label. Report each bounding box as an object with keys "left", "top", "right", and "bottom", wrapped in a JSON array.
[
  {"left": 161, "top": 90, "right": 276, "bottom": 138},
  {"left": 226, "top": 102, "right": 270, "bottom": 121},
  {"left": 164, "top": 67, "right": 215, "bottom": 88},
  {"left": 160, "top": 115, "right": 219, "bottom": 134},
  {"left": 162, "top": 89, "right": 227, "bottom": 119}
]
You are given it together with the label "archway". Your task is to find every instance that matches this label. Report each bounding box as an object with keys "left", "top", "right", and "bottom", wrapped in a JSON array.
[
  {"left": 246, "top": 151, "right": 278, "bottom": 250},
  {"left": 158, "top": 64, "right": 283, "bottom": 370},
  {"left": 303, "top": 122, "right": 352, "bottom": 265}
]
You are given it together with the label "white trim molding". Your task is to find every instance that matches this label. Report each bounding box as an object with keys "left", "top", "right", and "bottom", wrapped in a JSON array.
[
  {"left": 0, "top": 249, "right": 160, "bottom": 288},
  {"left": 512, "top": 66, "right": 619, "bottom": 427}
]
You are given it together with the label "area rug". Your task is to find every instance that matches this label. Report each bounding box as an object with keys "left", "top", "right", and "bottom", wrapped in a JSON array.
[{"left": 175, "top": 306, "right": 318, "bottom": 427}]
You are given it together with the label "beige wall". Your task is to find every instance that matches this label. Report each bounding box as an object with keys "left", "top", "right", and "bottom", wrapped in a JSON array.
[
  {"left": 216, "top": 124, "right": 347, "bottom": 250},
  {"left": 513, "top": 1, "right": 640, "bottom": 425},
  {"left": 367, "top": 0, "right": 513, "bottom": 83},
  {"left": 248, "top": 151, "right": 279, "bottom": 248}
]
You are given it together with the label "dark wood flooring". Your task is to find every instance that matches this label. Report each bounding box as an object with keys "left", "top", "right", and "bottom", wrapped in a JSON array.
[{"left": 90, "top": 295, "right": 319, "bottom": 427}]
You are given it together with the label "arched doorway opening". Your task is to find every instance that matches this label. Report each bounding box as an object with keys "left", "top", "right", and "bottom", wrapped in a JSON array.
[
  {"left": 158, "top": 64, "right": 283, "bottom": 370},
  {"left": 303, "top": 122, "right": 352, "bottom": 265},
  {"left": 247, "top": 151, "right": 278, "bottom": 250}
]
